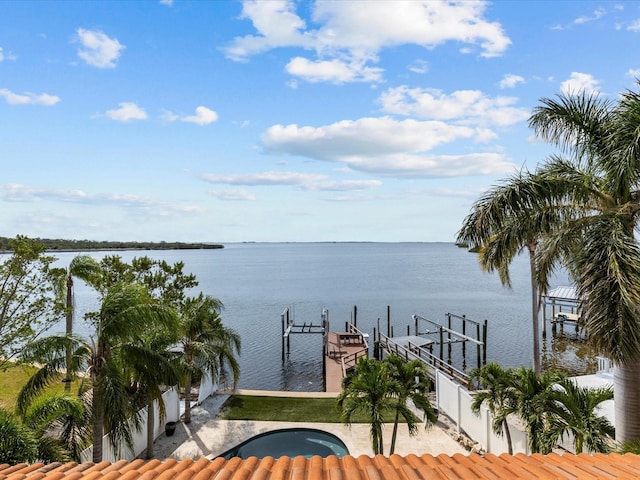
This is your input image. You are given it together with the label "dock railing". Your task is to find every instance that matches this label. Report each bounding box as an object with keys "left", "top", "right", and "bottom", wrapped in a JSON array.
[
  {"left": 378, "top": 332, "right": 471, "bottom": 387},
  {"left": 339, "top": 323, "right": 369, "bottom": 377}
]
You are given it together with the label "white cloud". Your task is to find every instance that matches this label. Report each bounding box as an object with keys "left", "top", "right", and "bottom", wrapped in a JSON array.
[
  {"left": 312, "top": 180, "right": 382, "bottom": 191},
  {"left": 160, "top": 0, "right": 174, "bottom": 6},
  {"left": 0, "top": 88, "right": 60, "bottom": 106},
  {"left": 182, "top": 106, "right": 219, "bottom": 125},
  {"left": 574, "top": 8, "right": 605, "bottom": 25},
  {"left": 209, "top": 189, "right": 256, "bottom": 201},
  {"left": 629, "top": 19, "right": 640, "bottom": 32},
  {"left": 0, "top": 47, "right": 17, "bottom": 62},
  {"left": 379, "top": 86, "right": 529, "bottom": 127},
  {"left": 285, "top": 56, "right": 383, "bottom": 84},
  {"left": 160, "top": 110, "right": 180, "bottom": 122},
  {"left": 201, "top": 171, "right": 327, "bottom": 187},
  {"left": 560, "top": 72, "right": 601, "bottom": 95},
  {"left": 0, "top": 183, "right": 204, "bottom": 216},
  {"left": 201, "top": 171, "right": 382, "bottom": 191},
  {"left": 408, "top": 60, "right": 428, "bottom": 74},
  {"left": 104, "top": 102, "right": 148, "bottom": 121},
  {"left": 76, "top": 28, "right": 125, "bottom": 68},
  {"left": 499, "top": 74, "right": 525, "bottom": 89},
  {"left": 223, "top": 0, "right": 310, "bottom": 61},
  {"left": 223, "top": 0, "right": 510, "bottom": 83},
  {"left": 260, "top": 117, "right": 516, "bottom": 178},
  {"left": 628, "top": 68, "right": 640, "bottom": 79}
]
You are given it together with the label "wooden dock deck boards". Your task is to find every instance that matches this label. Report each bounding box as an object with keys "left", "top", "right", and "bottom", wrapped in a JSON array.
[{"left": 325, "top": 331, "right": 368, "bottom": 392}]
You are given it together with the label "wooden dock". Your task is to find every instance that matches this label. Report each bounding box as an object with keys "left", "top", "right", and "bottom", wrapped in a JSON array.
[{"left": 324, "top": 330, "right": 369, "bottom": 392}]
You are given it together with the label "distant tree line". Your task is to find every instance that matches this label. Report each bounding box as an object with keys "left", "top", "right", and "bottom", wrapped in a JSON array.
[{"left": 0, "top": 237, "right": 223, "bottom": 252}]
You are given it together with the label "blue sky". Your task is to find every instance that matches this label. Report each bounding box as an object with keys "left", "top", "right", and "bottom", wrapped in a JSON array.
[{"left": 1, "top": 0, "right": 639, "bottom": 243}]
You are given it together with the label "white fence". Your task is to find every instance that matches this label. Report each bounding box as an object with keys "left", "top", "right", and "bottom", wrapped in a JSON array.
[
  {"left": 81, "top": 373, "right": 218, "bottom": 463},
  {"left": 435, "top": 370, "right": 529, "bottom": 454}
]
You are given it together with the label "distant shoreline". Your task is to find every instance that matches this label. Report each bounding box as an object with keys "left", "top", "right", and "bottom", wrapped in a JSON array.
[{"left": 0, "top": 236, "right": 224, "bottom": 253}]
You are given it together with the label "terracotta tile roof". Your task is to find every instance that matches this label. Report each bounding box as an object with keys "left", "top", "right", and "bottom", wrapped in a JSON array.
[{"left": 2, "top": 453, "right": 640, "bottom": 480}]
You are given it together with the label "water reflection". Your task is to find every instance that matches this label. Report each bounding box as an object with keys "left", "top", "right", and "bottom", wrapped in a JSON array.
[{"left": 542, "top": 333, "right": 599, "bottom": 376}]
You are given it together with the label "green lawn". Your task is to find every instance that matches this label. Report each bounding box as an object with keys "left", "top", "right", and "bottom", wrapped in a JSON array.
[
  {"left": 219, "top": 395, "right": 402, "bottom": 423},
  {"left": 0, "top": 363, "right": 82, "bottom": 412}
]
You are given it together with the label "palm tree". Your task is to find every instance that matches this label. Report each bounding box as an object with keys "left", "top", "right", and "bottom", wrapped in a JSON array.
[
  {"left": 0, "top": 391, "right": 87, "bottom": 464},
  {"left": 546, "top": 378, "right": 614, "bottom": 453},
  {"left": 125, "top": 329, "right": 181, "bottom": 459},
  {"left": 470, "top": 362, "right": 517, "bottom": 454},
  {"left": 385, "top": 354, "right": 437, "bottom": 455},
  {"left": 51, "top": 255, "right": 102, "bottom": 392},
  {"left": 177, "top": 293, "right": 240, "bottom": 424},
  {"left": 0, "top": 407, "right": 39, "bottom": 464},
  {"left": 337, "top": 357, "right": 395, "bottom": 455},
  {"left": 509, "top": 367, "right": 564, "bottom": 453},
  {"left": 19, "top": 282, "right": 179, "bottom": 462},
  {"left": 459, "top": 82, "right": 640, "bottom": 442},
  {"left": 456, "top": 176, "right": 566, "bottom": 375}
]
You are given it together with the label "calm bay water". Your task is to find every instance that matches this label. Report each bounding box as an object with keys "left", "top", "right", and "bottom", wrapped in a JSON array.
[{"left": 49, "top": 242, "right": 589, "bottom": 391}]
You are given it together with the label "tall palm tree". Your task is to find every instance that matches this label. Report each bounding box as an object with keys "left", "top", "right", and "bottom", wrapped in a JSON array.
[
  {"left": 457, "top": 176, "right": 566, "bottom": 374},
  {"left": 385, "top": 354, "right": 437, "bottom": 455},
  {"left": 18, "top": 282, "right": 179, "bottom": 462},
  {"left": 509, "top": 367, "right": 564, "bottom": 453},
  {"left": 177, "top": 293, "right": 240, "bottom": 424},
  {"left": 51, "top": 255, "right": 102, "bottom": 391},
  {"left": 470, "top": 362, "right": 517, "bottom": 454},
  {"left": 337, "top": 357, "right": 395, "bottom": 455},
  {"left": 459, "top": 82, "right": 640, "bottom": 442},
  {"left": 529, "top": 87, "right": 640, "bottom": 443},
  {"left": 547, "top": 378, "right": 614, "bottom": 453},
  {"left": 125, "top": 329, "right": 180, "bottom": 459}
]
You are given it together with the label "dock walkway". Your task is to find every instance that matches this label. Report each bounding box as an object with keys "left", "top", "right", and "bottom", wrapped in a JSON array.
[{"left": 324, "top": 331, "right": 368, "bottom": 392}]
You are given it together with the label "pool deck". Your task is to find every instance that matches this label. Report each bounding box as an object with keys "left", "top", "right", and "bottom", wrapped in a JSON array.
[{"left": 151, "top": 390, "right": 468, "bottom": 459}]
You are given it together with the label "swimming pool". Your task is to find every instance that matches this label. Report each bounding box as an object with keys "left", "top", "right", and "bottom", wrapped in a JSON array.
[{"left": 216, "top": 428, "right": 350, "bottom": 459}]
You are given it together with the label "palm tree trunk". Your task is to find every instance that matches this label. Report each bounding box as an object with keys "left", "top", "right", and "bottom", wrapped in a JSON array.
[
  {"left": 390, "top": 410, "right": 400, "bottom": 455},
  {"left": 527, "top": 244, "right": 541, "bottom": 375},
  {"left": 614, "top": 360, "right": 640, "bottom": 442},
  {"left": 92, "top": 382, "right": 104, "bottom": 463},
  {"left": 184, "top": 374, "right": 192, "bottom": 424},
  {"left": 146, "top": 399, "right": 154, "bottom": 459},
  {"left": 502, "top": 418, "right": 513, "bottom": 455},
  {"left": 376, "top": 424, "right": 384, "bottom": 455},
  {"left": 65, "top": 275, "right": 73, "bottom": 392}
]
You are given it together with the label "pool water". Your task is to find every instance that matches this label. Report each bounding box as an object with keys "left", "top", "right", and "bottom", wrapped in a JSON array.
[{"left": 216, "top": 428, "right": 350, "bottom": 459}]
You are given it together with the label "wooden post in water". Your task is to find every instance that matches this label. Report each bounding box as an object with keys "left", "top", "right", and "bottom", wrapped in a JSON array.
[
  {"left": 439, "top": 327, "right": 444, "bottom": 361},
  {"left": 373, "top": 327, "right": 378, "bottom": 359},
  {"left": 387, "top": 306, "right": 391, "bottom": 337},
  {"left": 476, "top": 321, "right": 481, "bottom": 369},
  {"left": 353, "top": 305, "right": 358, "bottom": 328},
  {"left": 286, "top": 310, "right": 291, "bottom": 356},
  {"left": 447, "top": 314, "right": 452, "bottom": 365},
  {"left": 462, "top": 315, "right": 467, "bottom": 360},
  {"left": 482, "top": 319, "right": 488, "bottom": 365},
  {"left": 281, "top": 310, "right": 285, "bottom": 362}
]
